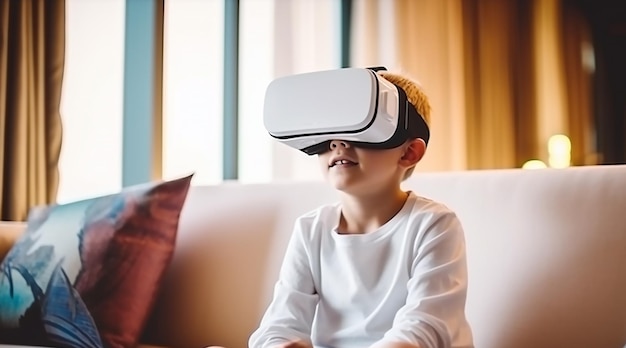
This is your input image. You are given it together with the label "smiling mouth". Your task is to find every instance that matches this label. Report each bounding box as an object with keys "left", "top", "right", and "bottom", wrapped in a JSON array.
[{"left": 329, "top": 159, "right": 358, "bottom": 168}]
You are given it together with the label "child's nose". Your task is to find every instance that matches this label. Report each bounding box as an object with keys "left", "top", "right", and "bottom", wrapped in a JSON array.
[{"left": 329, "top": 140, "right": 351, "bottom": 150}]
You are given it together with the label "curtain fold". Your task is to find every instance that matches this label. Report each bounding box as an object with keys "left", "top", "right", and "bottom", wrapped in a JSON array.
[
  {"left": 0, "top": 0, "right": 64, "bottom": 221},
  {"left": 351, "top": 0, "right": 520, "bottom": 171},
  {"left": 461, "top": 0, "right": 519, "bottom": 169},
  {"left": 352, "top": 0, "right": 468, "bottom": 172},
  {"left": 350, "top": 0, "right": 591, "bottom": 170},
  {"left": 560, "top": 1, "right": 595, "bottom": 166}
]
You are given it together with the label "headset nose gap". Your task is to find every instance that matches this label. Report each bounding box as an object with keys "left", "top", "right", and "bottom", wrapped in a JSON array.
[{"left": 329, "top": 140, "right": 351, "bottom": 150}]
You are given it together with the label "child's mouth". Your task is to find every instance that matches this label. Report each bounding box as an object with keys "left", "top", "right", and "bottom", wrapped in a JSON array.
[{"left": 330, "top": 160, "right": 358, "bottom": 168}]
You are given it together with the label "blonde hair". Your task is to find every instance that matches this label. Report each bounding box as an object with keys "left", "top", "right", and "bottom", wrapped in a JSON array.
[
  {"left": 377, "top": 71, "right": 431, "bottom": 180},
  {"left": 377, "top": 71, "right": 431, "bottom": 126}
]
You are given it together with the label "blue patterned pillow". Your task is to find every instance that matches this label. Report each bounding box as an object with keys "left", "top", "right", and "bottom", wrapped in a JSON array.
[{"left": 0, "top": 175, "right": 193, "bottom": 348}]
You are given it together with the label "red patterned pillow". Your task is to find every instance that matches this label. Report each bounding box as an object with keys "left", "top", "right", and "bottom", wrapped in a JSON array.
[{"left": 0, "top": 174, "right": 193, "bottom": 348}]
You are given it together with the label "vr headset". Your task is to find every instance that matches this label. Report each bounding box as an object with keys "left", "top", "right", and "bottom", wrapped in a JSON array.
[{"left": 263, "top": 66, "right": 430, "bottom": 155}]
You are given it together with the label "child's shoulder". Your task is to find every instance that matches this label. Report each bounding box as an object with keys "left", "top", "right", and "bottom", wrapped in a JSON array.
[
  {"left": 406, "top": 191, "right": 460, "bottom": 220},
  {"left": 287, "top": 202, "right": 340, "bottom": 244},
  {"left": 293, "top": 201, "right": 340, "bottom": 231}
]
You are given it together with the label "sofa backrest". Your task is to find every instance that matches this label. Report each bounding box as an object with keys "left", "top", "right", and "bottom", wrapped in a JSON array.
[{"left": 140, "top": 165, "right": 625, "bottom": 348}]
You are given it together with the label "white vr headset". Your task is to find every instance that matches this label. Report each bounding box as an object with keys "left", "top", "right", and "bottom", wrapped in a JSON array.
[{"left": 263, "top": 66, "right": 430, "bottom": 155}]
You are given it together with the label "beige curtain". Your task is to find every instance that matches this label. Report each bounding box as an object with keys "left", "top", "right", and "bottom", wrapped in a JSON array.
[
  {"left": 560, "top": 1, "right": 595, "bottom": 166},
  {"left": 352, "top": 0, "right": 469, "bottom": 172},
  {"left": 0, "top": 0, "right": 64, "bottom": 221},
  {"left": 351, "top": 0, "right": 591, "bottom": 170},
  {"left": 461, "top": 0, "right": 524, "bottom": 169}
]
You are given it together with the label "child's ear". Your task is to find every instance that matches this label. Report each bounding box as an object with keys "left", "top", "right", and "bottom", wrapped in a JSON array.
[{"left": 399, "top": 138, "right": 426, "bottom": 166}]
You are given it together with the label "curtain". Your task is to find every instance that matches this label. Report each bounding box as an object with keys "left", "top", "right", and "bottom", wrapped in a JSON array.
[
  {"left": 350, "top": 0, "right": 591, "bottom": 170},
  {"left": 560, "top": 0, "right": 595, "bottom": 166},
  {"left": 0, "top": 0, "right": 64, "bottom": 221},
  {"left": 461, "top": 0, "right": 524, "bottom": 169},
  {"left": 351, "top": 0, "right": 468, "bottom": 172}
]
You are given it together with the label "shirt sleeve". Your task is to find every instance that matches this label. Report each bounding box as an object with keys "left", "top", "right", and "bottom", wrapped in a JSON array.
[
  {"left": 248, "top": 219, "right": 320, "bottom": 348},
  {"left": 375, "top": 211, "right": 471, "bottom": 348}
]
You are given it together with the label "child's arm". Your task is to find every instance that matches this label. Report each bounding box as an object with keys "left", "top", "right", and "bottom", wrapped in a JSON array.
[
  {"left": 248, "top": 220, "right": 319, "bottom": 348},
  {"left": 372, "top": 211, "right": 472, "bottom": 348}
]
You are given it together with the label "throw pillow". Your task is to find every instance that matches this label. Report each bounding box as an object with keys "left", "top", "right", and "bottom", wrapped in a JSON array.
[{"left": 0, "top": 174, "right": 193, "bottom": 348}]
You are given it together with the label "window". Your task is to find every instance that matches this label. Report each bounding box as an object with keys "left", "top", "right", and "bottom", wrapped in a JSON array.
[
  {"left": 57, "top": 0, "right": 125, "bottom": 203},
  {"left": 162, "top": 0, "right": 224, "bottom": 185},
  {"left": 58, "top": 0, "right": 343, "bottom": 204}
]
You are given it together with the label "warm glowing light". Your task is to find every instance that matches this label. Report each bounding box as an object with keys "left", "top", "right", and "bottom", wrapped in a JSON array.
[
  {"left": 548, "top": 134, "right": 571, "bottom": 168},
  {"left": 522, "top": 160, "right": 548, "bottom": 170}
]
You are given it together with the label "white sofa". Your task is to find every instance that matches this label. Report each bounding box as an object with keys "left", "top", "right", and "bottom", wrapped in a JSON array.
[{"left": 2, "top": 165, "right": 626, "bottom": 348}]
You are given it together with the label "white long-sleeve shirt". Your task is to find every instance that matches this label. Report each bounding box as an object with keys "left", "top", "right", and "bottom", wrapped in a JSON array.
[{"left": 249, "top": 192, "right": 474, "bottom": 348}]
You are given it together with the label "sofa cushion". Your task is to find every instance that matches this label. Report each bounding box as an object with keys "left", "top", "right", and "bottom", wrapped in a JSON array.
[{"left": 0, "top": 175, "right": 193, "bottom": 348}]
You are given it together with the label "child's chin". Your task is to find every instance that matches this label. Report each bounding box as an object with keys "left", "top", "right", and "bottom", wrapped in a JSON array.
[
  {"left": 329, "top": 182, "right": 350, "bottom": 193},
  {"left": 330, "top": 180, "right": 365, "bottom": 195}
]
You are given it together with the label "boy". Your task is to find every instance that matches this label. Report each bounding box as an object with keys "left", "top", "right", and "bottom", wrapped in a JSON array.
[{"left": 249, "top": 70, "right": 474, "bottom": 348}]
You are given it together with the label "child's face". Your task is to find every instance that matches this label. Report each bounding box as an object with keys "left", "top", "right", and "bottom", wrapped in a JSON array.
[{"left": 317, "top": 140, "right": 407, "bottom": 195}]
